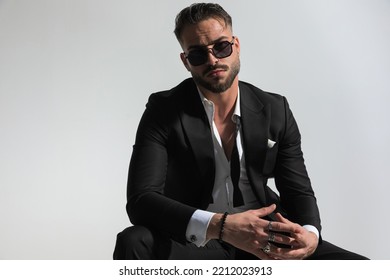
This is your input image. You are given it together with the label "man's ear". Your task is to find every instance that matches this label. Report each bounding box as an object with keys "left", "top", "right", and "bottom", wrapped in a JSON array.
[
  {"left": 180, "top": 53, "right": 191, "bottom": 71},
  {"left": 234, "top": 36, "right": 241, "bottom": 55}
]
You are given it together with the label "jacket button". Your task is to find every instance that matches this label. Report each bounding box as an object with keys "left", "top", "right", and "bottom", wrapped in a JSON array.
[{"left": 190, "top": 235, "right": 197, "bottom": 242}]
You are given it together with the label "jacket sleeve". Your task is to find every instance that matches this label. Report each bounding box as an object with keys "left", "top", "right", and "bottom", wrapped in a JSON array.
[
  {"left": 126, "top": 93, "right": 196, "bottom": 243},
  {"left": 273, "top": 97, "right": 322, "bottom": 233}
]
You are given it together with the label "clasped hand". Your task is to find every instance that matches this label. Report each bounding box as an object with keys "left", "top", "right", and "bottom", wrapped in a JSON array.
[{"left": 221, "top": 204, "right": 319, "bottom": 260}]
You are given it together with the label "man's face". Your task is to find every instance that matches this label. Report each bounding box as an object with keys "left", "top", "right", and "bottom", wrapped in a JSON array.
[{"left": 179, "top": 18, "right": 240, "bottom": 94}]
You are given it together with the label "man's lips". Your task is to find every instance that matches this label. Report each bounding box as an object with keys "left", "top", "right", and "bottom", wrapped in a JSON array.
[
  {"left": 203, "top": 65, "right": 229, "bottom": 77},
  {"left": 208, "top": 69, "right": 225, "bottom": 76}
]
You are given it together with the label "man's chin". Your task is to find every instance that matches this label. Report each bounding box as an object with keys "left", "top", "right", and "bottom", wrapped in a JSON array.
[
  {"left": 195, "top": 78, "right": 228, "bottom": 93},
  {"left": 205, "top": 84, "right": 230, "bottom": 94}
]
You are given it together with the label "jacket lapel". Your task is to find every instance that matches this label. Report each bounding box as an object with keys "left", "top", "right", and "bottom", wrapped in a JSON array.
[{"left": 239, "top": 82, "right": 270, "bottom": 206}]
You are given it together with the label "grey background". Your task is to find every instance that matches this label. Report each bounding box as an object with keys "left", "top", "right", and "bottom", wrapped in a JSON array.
[{"left": 1, "top": 0, "right": 389, "bottom": 259}]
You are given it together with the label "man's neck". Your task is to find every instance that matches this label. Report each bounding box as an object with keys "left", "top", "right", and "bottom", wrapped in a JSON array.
[{"left": 200, "top": 80, "right": 239, "bottom": 122}]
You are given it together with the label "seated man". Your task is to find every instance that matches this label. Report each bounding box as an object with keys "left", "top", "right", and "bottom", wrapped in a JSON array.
[{"left": 114, "top": 3, "right": 368, "bottom": 260}]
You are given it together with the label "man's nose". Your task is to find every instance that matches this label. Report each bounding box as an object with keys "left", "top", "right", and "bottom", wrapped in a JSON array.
[{"left": 205, "top": 49, "right": 219, "bottom": 65}]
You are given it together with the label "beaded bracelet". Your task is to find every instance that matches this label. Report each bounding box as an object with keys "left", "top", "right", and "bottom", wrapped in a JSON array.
[{"left": 218, "top": 212, "right": 229, "bottom": 243}]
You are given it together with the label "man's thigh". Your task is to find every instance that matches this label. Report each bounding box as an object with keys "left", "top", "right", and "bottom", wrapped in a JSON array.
[{"left": 113, "top": 226, "right": 235, "bottom": 260}]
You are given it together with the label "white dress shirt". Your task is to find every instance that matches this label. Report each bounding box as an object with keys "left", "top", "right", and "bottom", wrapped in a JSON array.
[{"left": 186, "top": 89, "right": 319, "bottom": 246}]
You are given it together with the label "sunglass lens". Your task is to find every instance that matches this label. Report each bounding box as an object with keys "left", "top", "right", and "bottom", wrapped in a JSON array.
[
  {"left": 213, "top": 41, "right": 232, "bottom": 58},
  {"left": 187, "top": 50, "right": 207, "bottom": 66}
]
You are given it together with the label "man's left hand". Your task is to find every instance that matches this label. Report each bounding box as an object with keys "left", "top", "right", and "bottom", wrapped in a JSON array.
[{"left": 265, "top": 213, "right": 319, "bottom": 260}]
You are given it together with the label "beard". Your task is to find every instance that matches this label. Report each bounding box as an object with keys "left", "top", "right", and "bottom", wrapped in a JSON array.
[{"left": 191, "top": 57, "right": 240, "bottom": 94}]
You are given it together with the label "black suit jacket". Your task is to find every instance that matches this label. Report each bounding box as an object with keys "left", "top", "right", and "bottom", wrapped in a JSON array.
[{"left": 126, "top": 78, "right": 321, "bottom": 243}]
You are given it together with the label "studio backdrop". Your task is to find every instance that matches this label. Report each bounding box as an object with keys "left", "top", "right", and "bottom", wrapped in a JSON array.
[{"left": 0, "top": 0, "right": 389, "bottom": 259}]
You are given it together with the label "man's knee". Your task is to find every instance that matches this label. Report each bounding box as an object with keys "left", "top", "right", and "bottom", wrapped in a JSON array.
[{"left": 113, "top": 226, "right": 156, "bottom": 260}]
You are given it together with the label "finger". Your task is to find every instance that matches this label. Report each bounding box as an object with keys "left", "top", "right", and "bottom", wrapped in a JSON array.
[
  {"left": 258, "top": 242, "right": 293, "bottom": 260},
  {"left": 256, "top": 242, "right": 277, "bottom": 260},
  {"left": 267, "top": 245, "right": 305, "bottom": 260},
  {"left": 267, "top": 232, "right": 298, "bottom": 247},
  {"left": 265, "top": 220, "right": 295, "bottom": 234},
  {"left": 274, "top": 213, "right": 306, "bottom": 243},
  {"left": 253, "top": 204, "right": 276, "bottom": 218},
  {"left": 274, "top": 213, "right": 302, "bottom": 233},
  {"left": 274, "top": 212, "right": 290, "bottom": 223}
]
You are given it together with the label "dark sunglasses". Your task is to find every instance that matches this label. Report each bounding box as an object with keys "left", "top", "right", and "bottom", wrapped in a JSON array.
[{"left": 184, "top": 37, "right": 235, "bottom": 66}]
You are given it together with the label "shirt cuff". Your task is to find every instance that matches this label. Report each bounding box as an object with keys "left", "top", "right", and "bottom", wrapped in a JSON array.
[
  {"left": 303, "top": 225, "right": 320, "bottom": 239},
  {"left": 186, "top": 209, "right": 215, "bottom": 247}
]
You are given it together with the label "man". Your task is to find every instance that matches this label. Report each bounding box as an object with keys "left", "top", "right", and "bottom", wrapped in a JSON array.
[{"left": 114, "top": 3, "right": 367, "bottom": 260}]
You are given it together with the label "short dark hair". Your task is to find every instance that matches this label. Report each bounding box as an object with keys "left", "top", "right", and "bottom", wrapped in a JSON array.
[{"left": 174, "top": 3, "right": 233, "bottom": 42}]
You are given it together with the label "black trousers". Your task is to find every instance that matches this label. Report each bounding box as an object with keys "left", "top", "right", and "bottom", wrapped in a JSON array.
[{"left": 113, "top": 226, "right": 369, "bottom": 260}]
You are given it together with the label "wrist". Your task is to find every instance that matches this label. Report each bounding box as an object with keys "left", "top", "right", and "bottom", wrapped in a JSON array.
[
  {"left": 218, "top": 212, "right": 228, "bottom": 243},
  {"left": 206, "top": 213, "right": 225, "bottom": 240}
]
